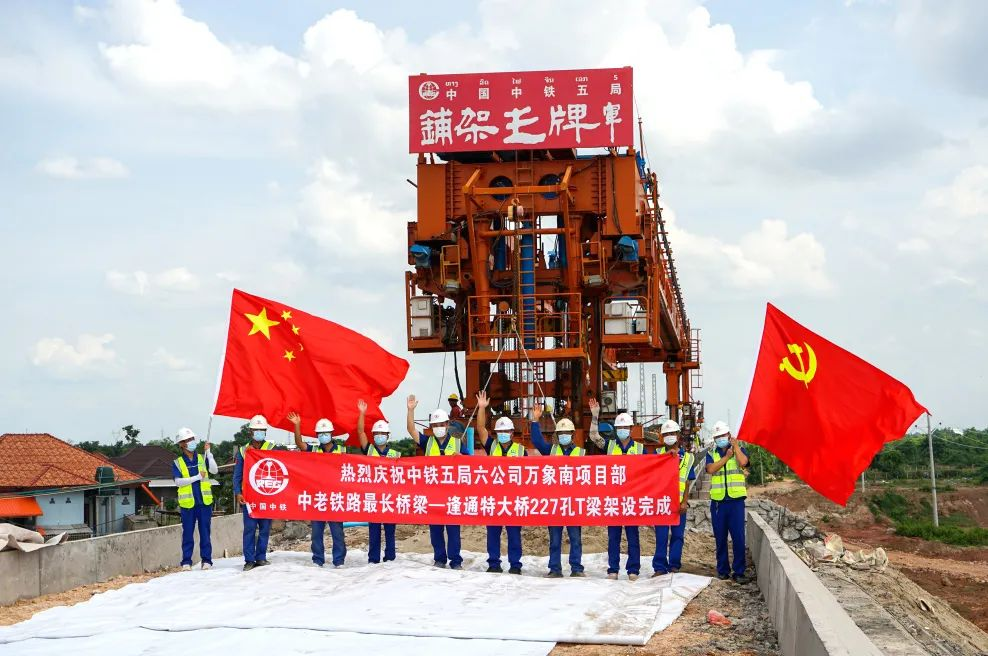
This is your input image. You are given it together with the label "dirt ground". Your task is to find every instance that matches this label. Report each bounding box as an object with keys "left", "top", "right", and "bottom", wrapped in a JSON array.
[
  {"left": 753, "top": 479, "right": 988, "bottom": 644},
  {"left": 1, "top": 525, "right": 779, "bottom": 655}
]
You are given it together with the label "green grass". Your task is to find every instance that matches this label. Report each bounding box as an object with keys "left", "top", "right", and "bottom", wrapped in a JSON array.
[
  {"left": 894, "top": 520, "right": 988, "bottom": 546},
  {"left": 868, "top": 490, "right": 911, "bottom": 523}
]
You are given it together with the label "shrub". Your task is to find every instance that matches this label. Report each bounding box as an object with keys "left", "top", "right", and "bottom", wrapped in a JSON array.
[{"left": 894, "top": 521, "right": 988, "bottom": 546}]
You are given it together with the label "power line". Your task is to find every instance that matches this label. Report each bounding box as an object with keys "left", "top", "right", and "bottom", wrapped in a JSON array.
[{"left": 933, "top": 434, "right": 988, "bottom": 450}]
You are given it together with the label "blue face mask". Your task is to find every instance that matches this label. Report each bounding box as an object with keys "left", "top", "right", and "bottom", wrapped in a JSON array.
[
  {"left": 373, "top": 434, "right": 388, "bottom": 447},
  {"left": 317, "top": 433, "right": 332, "bottom": 444},
  {"left": 715, "top": 437, "right": 730, "bottom": 449},
  {"left": 496, "top": 432, "right": 512, "bottom": 444},
  {"left": 185, "top": 439, "right": 199, "bottom": 452},
  {"left": 558, "top": 433, "right": 572, "bottom": 446},
  {"left": 616, "top": 429, "right": 631, "bottom": 440},
  {"left": 252, "top": 430, "right": 266, "bottom": 442}
]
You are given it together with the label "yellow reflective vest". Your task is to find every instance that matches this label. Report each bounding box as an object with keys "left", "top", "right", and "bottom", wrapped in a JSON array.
[
  {"left": 658, "top": 446, "right": 695, "bottom": 497},
  {"left": 368, "top": 445, "right": 400, "bottom": 458},
  {"left": 311, "top": 442, "right": 346, "bottom": 454},
  {"left": 550, "top": 444, "right": 585, "bottom": 456},
  {"left": 489, "top": 441, "right": 526, "bottom": 456},
  {"left": 709, "top": 449, "right": 747, "bottom": 501},
  {"left": 425, "top": 436, "right": 460, "bottom": 456},
  {"left": 240, "top": 441, "right": 273, "bottom": 457},
  {"left": 175, "top": 454, "right": 212, "bottom": 509},
  {"left": 606, "top": 440, "right": 643, "bottom": 455}
]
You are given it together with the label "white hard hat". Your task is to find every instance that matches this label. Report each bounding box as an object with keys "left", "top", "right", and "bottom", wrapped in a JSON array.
[
  {"left": 555, "top": 418, "right": 575, "bottom": 432},
  {"left": 371, "top": 420, "right": 390, "bottom": 433},
  {"left": 614, "top": 412, "right": 634, "bottom": 427},
  {"left": 315, "top": 418, "right": 334, "bottom": 433},
  {"left": 174, "top": 427, "right": 195, "bottom": 444},
  {"left": 249, "top": 415, "right": 269, "bottom": 430},
  {"left": 494, "top": 416, "right": 514, "bottom": 432},
  {"left": 660, "top": 420, "right": 681, "bottom": 435},
  {"left": 429, "top": 409, "right": 450, "bottom": 424},
  {"left": 711, "top": 421, "right": 731, "bottom": 438}
]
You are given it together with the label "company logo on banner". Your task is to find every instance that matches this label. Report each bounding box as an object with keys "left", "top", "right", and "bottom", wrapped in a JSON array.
[
  {"left": 408, "top": 67, "right": 634, "bottom": 153},
  {"left": 249, "top": 457, "right": 290, "bottom": 496},
  {"left": 242, "top": 449, "right": 681, "bottom": 527}
]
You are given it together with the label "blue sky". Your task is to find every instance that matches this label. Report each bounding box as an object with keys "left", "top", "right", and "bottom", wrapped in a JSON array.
[{"left": 1, "top": 0, "right": 986, "bottom": 444}]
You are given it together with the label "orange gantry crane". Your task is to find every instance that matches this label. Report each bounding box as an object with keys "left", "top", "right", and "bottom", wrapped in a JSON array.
[{"left": 404, "top": 70, "right": 701, "bottom": 450}]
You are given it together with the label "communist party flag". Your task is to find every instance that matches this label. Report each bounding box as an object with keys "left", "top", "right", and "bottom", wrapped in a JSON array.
[
  {"left": 737, "top": 304, "right": 926, "bottom": 505},
  {"left": 213, "top": 289, "right": 409, "bottom": 441}
]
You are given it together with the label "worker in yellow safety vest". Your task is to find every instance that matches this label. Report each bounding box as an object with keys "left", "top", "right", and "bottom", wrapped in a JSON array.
[
  {"left": 172, "top": 427, "right": 218, "bottom": 570},
  {"left": 233, "top": 414, "right": 276, "bottom": 571},
  {"left": 407, "top": 394, "right": 469, "bottom": 569},
  {"left": 705, "top": 420, "right": 750, "bottom": 583},
  {"left": 588, "top": 404, "right": 643, "bottom": 580},
  {"left": 289, "top": 411, "right": 348, "bottom": 568},
  {"left": 529, "top": 404, "right": 586, "bottom": 577},
  {"left": 476, "top": 390, "right": 527, "bottom": 574},
  {"left": 651, "top": 419, "right": 696, "bottom": 576},
  {"left": 357, "top": 399, "right": 400, "bottom": 564}
]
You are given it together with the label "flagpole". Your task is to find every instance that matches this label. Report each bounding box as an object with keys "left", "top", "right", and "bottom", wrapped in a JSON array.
[{"left": 926, "top": 413, "right": 939, "bottom": 528}]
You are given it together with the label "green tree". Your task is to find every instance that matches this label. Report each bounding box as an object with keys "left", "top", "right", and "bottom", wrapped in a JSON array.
[{"left": 122, "top": 424, "right": 141, "bottom": 445}]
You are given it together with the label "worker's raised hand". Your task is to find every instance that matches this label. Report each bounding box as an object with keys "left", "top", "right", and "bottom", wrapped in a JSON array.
[
  {"left": 287, "top": 411, "right": 301, "bottom": 427},
  {"left": 357, "top": 399, "right": 368, "bottom": 414},
  {"left": 532, "top": 404, "right": 543, "bottom": 421},
  {"left": 475, "top": 390, "right": 489, "bottom": 408},
  {"left": 407, "top": 394, "right": 418, "bottom": 409},
  {"left": 588, "top": 398, "right": 600, "bottom": 416}
]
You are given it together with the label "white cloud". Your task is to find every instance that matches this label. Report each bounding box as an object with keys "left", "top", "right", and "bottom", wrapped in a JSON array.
[
  {"left": 32, "top": 333, "right": 123, "bottom": 379},
  {"left": 149, "top": 346, "right": 201, "bottom": 381},
  {"left": 897, "top": 237, "right": 930, "bottom": 253},
  {"left": 36, "top": 156, "right": 129, "bottom": 180},
  {"left": 671, "top": 215, "right": 834, "bottom": 297},
  {"left": 97, "top": 0, "right": 306, "bottom": 111},
  {"left": 106, "top": 267, "right": 200, "bottom": 296},
  {"left": 299, "top": 159, "right": 406, "bottom": 256},
  {"left": 924, "top": 165, "right": 988, "bottom": 217}
]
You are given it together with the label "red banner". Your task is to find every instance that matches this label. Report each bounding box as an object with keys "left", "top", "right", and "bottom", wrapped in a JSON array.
[
  {"left": 243, "top": 449, "right": 680, "bottom": 526},
  {"left": 408, "top": 67, "right": 634, "bottom": 153}
]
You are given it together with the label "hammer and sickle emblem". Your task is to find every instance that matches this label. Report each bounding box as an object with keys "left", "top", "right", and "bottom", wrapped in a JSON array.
[{"left": 779, "top": 342, "right": 817, "bottom": 388}]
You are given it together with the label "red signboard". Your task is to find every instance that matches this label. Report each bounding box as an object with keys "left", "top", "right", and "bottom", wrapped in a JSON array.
[
  {"left": 408, "top": 67, "right": 634, "bottom": 153},
  {"left": 243, "top": 449, "right": 680, "bottom": 526}
]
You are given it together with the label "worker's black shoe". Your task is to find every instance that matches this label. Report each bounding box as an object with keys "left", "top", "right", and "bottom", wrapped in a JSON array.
[
  {"left": 243, "top": 562, "right": 256, "bottom": 571},
  {"left": 570, "top": 571, "right": 586, "bottom": 578},
  {"left": 449, "top": 564, "right": 463, "bottom": 570},
  {"left": 508, "top": 567, "right": 522, "bottom": 575},
  {"left": 546, "top": 571, "right": 563, "bottom": 578},
  {"left": 433, "top": 561, "right": 446, "bottom": 568},
  {"left": 486, "top": 565, "right": 503, "bottom": 573},
  {"left": 256, "top": 559, "right": 270, "bottom": 567},
  {"left": 732, "top": 574, "right": 752, "bottom": 585},
  {"left": 717, "top": 573, "right": 730, "bottom": 580}
]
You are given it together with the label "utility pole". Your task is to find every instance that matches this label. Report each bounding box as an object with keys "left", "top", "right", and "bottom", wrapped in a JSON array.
[{"left": 926, "top": 413, "right": 939, "bottom": 527}]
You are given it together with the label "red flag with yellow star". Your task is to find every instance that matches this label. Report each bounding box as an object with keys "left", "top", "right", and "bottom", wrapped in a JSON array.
[
  {"left": 736, "top": 304, "right": 926, "bottom": 505},
  {"left": 213, "top": 289, "right": 409, "bottom": 441}
]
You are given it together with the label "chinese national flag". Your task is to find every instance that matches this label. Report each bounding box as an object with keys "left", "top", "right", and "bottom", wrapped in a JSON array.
[
  {"left": 213, "top": 289, "right": 409, "bottom": 441},
  {"left": 737, "top": 304, "right": 926, "bottom": 505}
]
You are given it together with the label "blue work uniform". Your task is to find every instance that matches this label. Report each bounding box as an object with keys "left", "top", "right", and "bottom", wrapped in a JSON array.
[
  {"left": 418, "top": 432, "right": 470, "bottom": 568},
  {"left": 652, "top": 447, "right": 696, "bottom": 574},
  {"left": 706, "top": 446, "right": 749, "bottom": 578},
  {"left": 483, "top": 436, "right": 526, "bottom": 572},
  {"left": 310, "top": 442, "right": 347, "bottom": 567},
  {"left": 233, "top": 441, "right": 274, "bottom": 564},
  {"left": 172, "top": 453, "right": 213, "bottom": 567},
  {"left": 606, "top": 439, "right": 644, "bottom": 576},
  {"left": 364, "top": 443, "right": 400, "bottom": 563},
  {"left": 531, "top": 422, "right": 584, "bottom": 575}
]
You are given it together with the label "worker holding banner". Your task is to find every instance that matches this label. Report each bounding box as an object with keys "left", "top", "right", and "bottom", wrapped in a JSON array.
[
  {"left": 357, "top": 399, "right": 400, "bottom": 564},
  {"left": 233, "top": 415, "right": 276, "bottom": 571},
  {"left": 652, "top": 420, "right": 695, "bottom": 576},
  {"left": 288, "top": 412, "right": 348, "bottom": 568},
  {"left": 706, "top": 421, "right": 749, "bottom": 583},
  {"left": 589, "top": 405, "right": 643, "bottom": 580},
  {"left": 530, "top": 404, "right": 585, "bottom": 578},
  {"left": 407, "top": 394, "right": 469, "bottom": 569},
  {"left": 476, "top": 391, "right": 527, "bottom": 574}
]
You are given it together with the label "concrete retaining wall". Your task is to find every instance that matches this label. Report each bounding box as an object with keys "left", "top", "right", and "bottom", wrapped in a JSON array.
[
  {"left": 687, "top": 497, "right": 821, "bottom": 542},
  {"left": 0, "top": 513, "right": 243, "bottom": 606},
  {"left": 747, "top": 511, "right": 882, "bottom": 656}
]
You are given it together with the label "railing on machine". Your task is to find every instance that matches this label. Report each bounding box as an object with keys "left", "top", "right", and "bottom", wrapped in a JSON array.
[{"left": 466, "top": 292, "right": 583, "bottom": 360}]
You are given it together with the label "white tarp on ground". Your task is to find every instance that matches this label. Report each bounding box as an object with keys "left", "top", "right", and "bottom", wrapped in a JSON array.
[
  {"left": 0, "top": 523, "right": 67, "bottom": 552},
  {"left": 0, "top": 549, "right": 710, "bottom": 655}
]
